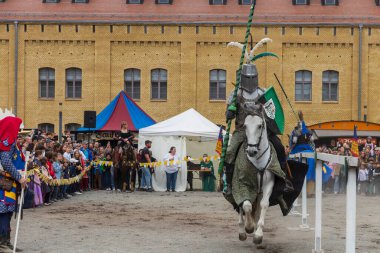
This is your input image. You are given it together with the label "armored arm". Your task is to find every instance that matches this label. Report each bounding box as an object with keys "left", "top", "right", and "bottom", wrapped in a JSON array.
[
  {"left": 226, "top": 90, "right": 237, "bottom": 122},
  {"left": 0, "top": 148, "right": 22, "bottom": 182}
]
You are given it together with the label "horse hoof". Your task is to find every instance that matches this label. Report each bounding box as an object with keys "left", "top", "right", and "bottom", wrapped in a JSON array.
[
  {"left": 253, "top": 236, "right": 263, "bottom": 245},
  {"left": 245, "top": 227, "right": 254, "bottom": 234},
  {"left": 239, "top": 233, "right": 247, "bottom": 241}
]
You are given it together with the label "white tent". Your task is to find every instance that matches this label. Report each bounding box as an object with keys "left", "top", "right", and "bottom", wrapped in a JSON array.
[{"left": 138, "top": 108, "right": 221, "bottom": 192}]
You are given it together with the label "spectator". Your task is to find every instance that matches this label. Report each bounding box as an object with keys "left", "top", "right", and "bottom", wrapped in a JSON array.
[
  {"left": 52, "top": 153, "right": 63, "bottom": 201},
  {"left": 141, "top": 140, "right": 153, "bottom": 192},
  {"left": 163, "top": 147, "right": 180, "bottom": 192},
  {"left": 200, "top": 154, "right": 216, "bottom": 192},
  {"left": 332, "top": 161, "right": 341, "bottom": 194},
  {"left": 358, "top": 164, "right": 369, "bottom": 195}
]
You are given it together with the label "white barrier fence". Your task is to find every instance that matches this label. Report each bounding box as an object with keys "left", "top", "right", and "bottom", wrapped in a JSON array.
[{"left": 289, "top": 152, "right": 359, "bottom": 253}]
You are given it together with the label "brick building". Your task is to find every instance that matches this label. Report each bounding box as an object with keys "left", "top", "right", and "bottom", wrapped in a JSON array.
[{"left": 0, "top": 0, "right": 379, "bottom": 140}]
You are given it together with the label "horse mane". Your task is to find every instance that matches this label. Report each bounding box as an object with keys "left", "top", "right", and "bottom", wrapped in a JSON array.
[{"left": 243, "top": 102, "right": 263, "bottom": 117}]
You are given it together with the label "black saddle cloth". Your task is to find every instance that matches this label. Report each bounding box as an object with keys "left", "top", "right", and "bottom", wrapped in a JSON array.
[{"left": 269, "top": 160, "right": 309, "bottom": 209}]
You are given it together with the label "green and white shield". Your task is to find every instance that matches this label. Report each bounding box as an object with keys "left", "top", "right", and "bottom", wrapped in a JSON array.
[{"left": 258, "top": 86, "right": 285, "bottom": 135}]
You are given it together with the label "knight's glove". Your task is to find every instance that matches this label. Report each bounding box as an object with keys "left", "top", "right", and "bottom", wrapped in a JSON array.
[{"left": 226, "top": 105, "right": 237, "bottom": 123}]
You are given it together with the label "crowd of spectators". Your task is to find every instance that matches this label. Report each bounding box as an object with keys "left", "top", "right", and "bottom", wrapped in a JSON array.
[
  {"left": 9, "top": 129, "right": 159, "bottom": 209},
  {"left": 314, "top": 137, "right": 380, "bottom": 196}
]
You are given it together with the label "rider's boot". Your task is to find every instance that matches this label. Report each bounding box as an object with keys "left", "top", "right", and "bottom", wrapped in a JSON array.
[
  {"left": 281, "top": 162, "right": 294, "bottom": 193},
  {"left": 224, "top": 163, "right": 235, "bottom": 196},
  {"left": 277, "top": 194, "right": 291, "bottom": 216}
]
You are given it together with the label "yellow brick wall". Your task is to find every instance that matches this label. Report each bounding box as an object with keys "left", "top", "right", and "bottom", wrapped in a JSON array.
[
  {"left": 0, "top": 39, "right": 10, "bottom": 109},
  {"left": 0, "top": 23, "right": 377, "bottom": 141}
]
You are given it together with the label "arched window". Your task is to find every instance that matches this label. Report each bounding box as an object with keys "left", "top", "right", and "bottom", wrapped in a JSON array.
[
  {"left": 210, "top": 69, "right": 226, "bottom": 100},
  {"left": 65, "top": 123, "right": 81, "bottom": 132},
  {"left": 295, "top": 70, "right": 312, "bottom": 101},
  {"left": 322, "top": 70, "right": 339, "bottom": 101},
  {"left": 66, "top": 68, "right": 82, "bottom": 98},
  {"left": 124, "top": 68, "right": 141, "bottom": 99},
  {"left": 39, "top": 68, "right": 55, "bottom": 98},
  {"left": 151, "top": 68, "right": 167, "bottom": 100},
  {"left": 38, "top": 123, "right": 54, "bottom": 134}
]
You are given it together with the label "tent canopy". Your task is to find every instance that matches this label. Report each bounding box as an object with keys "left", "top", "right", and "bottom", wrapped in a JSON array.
[
  {"left": 139, "top": 108, "right": 221, "bottom": 139},
  {"left": 78, "top": 91, "right": 155, "bottom": 132},
  {"left": 138, "top": 108, "right": 222, "bottom": 192}
]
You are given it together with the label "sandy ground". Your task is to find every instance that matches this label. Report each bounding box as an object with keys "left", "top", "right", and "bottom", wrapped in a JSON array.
[{"left": 9, "top": 191, "right": 380, "bottom": 253}]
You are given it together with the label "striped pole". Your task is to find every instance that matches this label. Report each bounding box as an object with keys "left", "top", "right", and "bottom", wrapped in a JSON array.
[{"left": 218, "top": 1, "right": 257, "bottom": 174}]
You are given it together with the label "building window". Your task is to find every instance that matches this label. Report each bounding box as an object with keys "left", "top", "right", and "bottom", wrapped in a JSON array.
[
  {"left": 39, "top": 68, "right": 55, "bottom": 99},
  {"left": 239, "top": 0, "right": 253, "bottom": 4},
  {"left": 210, "top": 69, "right": 226, "bottom": 100},
  {"left": 125, "top": 68, "right": 141, "bottom": 100},
  {"left": 376, "top": 0, "right": 380, "bottom": 7},
  {"left": 322, "top": 71, "right": 339, "bottom": 101},
  {"left": 38, "top": 123, "right": 54, "bottom": 134},
  {"left": 295, "top": 70, "right": 312, "bottom": 101},
  {"left": 72, "top": 0, "right": 89, "bottom": 3},
  {"left": 151, "top": 69, "right": 167, "bottom": 100},
  {"left": 321, "top": 0, "right": 338, "bottom": 5},
  {"left": 43, "top": 0, "right": 60, "bottom": 3},
  {"left": 293, "top": 0, "right": 309, "bottom": 5},
  {"left": 66, "top": 68, "right": 82, "bottom": 99},
  {"left": 155, "top": 0, "right": 172, "bottom": 4},
  {"left": 127, "top": 0, "right": 143, "bottom": 3},
  {"left": 65, "top": 123, "right": 81, "bottom": 132},
  {"left": 210, "top": 0, "right": 227, "bottom": 5}
]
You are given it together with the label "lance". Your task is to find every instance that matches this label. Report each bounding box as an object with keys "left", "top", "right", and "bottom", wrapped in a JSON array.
[
  {"left": 218, "top": 1, "right": 257, "bottom": 174},
  {"left": 13, "top": 151, "right": 30, "bottom": 253},
  {"left": 273, "top": 73, "right": 300, "bottom": 122}
]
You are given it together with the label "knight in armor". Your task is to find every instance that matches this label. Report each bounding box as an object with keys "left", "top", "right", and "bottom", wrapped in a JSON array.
[
  {"left": 289, "top": 111, "right": 314, "bottom": 154},
  {"left": 0, "top": 116, "right": 27, "bottom": 252},
  {"left": 224, "top": 39, "right": 293, "bottom": 215}
]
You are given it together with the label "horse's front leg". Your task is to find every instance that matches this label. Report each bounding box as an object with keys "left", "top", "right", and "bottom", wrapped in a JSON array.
[
  {"left": 253, "top": 170, "right": 274, "bottom": 245},
  {"left": 242, "top": 200, "right": 255, "bottom": 234},
  {"left": 238, "top": 208, "right": 247, "bottom": 241}
]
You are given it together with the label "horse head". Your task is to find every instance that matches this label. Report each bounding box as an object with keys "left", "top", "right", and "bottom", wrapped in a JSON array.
[{"left": 243, "top": 103, "right": 268, "bottom": 159}]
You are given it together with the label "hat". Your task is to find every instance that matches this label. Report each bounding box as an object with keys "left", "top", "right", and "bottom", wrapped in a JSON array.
[
  {"left": 367, "top": 136, "right": 372, "bottom": 139},
  {"left": 0, "top": 116, "right": 22, "bottom": 152}
]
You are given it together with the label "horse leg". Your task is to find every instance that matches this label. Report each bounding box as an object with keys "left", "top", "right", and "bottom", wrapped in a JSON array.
[
  {"left": 253, "top": 170, "right": 274, "bottom": 245},
  {"left": 242, "top": 200, "right": 255, "bottom": 234},
  {"left": 238, "top": 208, "right": 247, "bottom": 241}
]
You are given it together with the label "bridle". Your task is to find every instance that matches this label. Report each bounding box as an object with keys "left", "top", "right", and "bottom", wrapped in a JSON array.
[
  {"left": 246, "top": 112, "right": 271, "bottom": 169},
  {"left": 247, "top": 118, "right": 265, "bottom": 151}
]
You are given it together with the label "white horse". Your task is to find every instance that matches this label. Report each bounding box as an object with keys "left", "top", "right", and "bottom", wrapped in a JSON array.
[{"left": 237, "top": 107, "right": 275, "bottom": 245}]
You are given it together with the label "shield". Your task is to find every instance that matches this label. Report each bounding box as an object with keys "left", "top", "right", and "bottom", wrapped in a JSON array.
[{"left": 258, "top": 86, "right": 285, "bottom": 135}]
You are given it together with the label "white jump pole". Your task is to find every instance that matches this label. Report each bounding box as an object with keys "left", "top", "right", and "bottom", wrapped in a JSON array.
[
  {"left": 300, "top": 157, "right": 309, "bottom": 229},
  {"left": 13, "top": 151, "right": 30, "bottom": 253},
  {"left": 346, "top": 165, "right": 356, "bottom": 253},
  {"left": 313, "top": 160, "right": 324, "bottom": 253}
]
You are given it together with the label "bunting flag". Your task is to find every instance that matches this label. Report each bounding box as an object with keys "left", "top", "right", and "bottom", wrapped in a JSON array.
[
  {"left": 351, "top": 125, "right": 359, "bottom": 157},
  {"left": 215, "top": 126, "right": 224, "bottom": 156}
]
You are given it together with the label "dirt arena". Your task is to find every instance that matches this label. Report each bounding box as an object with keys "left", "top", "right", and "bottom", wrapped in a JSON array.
[{"left": 11, "top": 191, "right": 380, "bottom": 253}]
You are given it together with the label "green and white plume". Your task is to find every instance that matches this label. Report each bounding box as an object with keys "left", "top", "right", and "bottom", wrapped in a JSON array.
[{"left": 227, "top": 37, "right": 279, "bottom": 63}]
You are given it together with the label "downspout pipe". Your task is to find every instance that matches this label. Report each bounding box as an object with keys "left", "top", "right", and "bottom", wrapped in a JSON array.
[
  {"left": 14, "top": 21, "right": 18, "bottom": 116},
  {"left": 358, "top": 24, "right": 363, "bottom": 121}
]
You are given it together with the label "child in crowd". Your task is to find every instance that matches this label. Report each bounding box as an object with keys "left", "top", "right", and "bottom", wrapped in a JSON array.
[
  {"left": 358, "top": 164, "right": 369, "bottom": 195},
  {"left": 62, "top": 161, "right": 71, "bottom": 199},
  {"left": 40, "top": 157, "right": 52, "bottom": 206},
  {"left": 52, "top": 153, "right": 63, "bottom": 201},
  {"left": 103, "top": 153, "right": 113, "bottom": 191}
]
